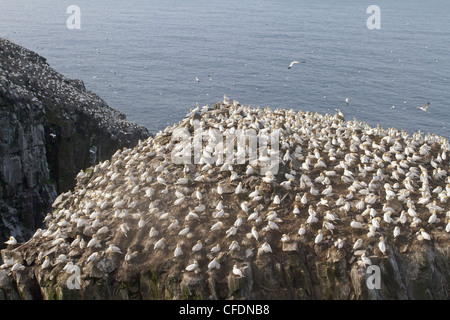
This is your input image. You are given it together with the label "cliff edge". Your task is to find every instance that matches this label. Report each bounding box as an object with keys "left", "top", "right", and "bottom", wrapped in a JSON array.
[
  {"left": 0, "top": 38, "right": 150, "bottom": 244},
  {"left": 0, "top": 98, "right": 448, "bottom": 300}
]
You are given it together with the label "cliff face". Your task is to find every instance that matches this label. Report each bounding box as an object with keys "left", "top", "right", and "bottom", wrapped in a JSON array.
[
  {"left": 0, "top": 100, "right": 448, "bottom": 300},
  {"left": 0, "top": 79, "right": 54, "bottom": 245},
  {"left": 1, "top": 232, "right": 448, "bottom": 300},
  {"left": 0, "top": 38, "right": 150, "bottom": 243}
]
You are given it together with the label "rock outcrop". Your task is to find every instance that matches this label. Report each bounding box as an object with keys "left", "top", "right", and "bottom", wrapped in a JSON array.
[
  {"left": 0, "top": 38, "right": 150, "bottom": 244},
  {"left": 0, "top": 98, "right": 448, "bottom": 299}
]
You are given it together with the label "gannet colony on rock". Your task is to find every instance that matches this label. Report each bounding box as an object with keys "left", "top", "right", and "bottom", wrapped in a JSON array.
[
  {"left": 1, "top": 98, "right": 449, "bottom": 299},
  {"left": 0, "top": 38, "right": 149, "bottom": 245},
  {"left": 0, "top": 38, "right": 145, "bottom": 137}
]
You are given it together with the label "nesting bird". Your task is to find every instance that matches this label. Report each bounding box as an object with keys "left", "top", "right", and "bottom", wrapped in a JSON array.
[{"left": 4, "top": 236, "right": 17, "bottom": 246}]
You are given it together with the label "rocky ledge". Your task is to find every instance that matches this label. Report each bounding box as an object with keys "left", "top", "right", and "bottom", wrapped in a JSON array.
[
  {"left": 0, "top": 98, "right": 448, "bottom": 300},
  {"left": 0, "top": 38, "right": 150, "bottom": 244}
]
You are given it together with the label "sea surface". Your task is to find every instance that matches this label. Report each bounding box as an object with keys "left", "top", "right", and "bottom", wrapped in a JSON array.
[{"left": 1, "top": 0, "right": 449, "bottom": 139}]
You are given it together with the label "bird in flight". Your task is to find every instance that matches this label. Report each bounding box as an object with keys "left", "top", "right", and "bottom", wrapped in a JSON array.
[
  {"left": 345, "top": 98, "right": 349, "bottom": 106},
  {"left": 417, "top": 102, "right": 430, "bottom": 112},
  {"left": 288, "top": 60, "right": 305, "bottom": 69}
]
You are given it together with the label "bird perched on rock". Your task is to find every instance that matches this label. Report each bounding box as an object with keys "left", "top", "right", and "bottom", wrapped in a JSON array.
[
  {"left": 87, "top": 235, "right": 101, "bottom": 248},
  {"left": 154, "top": 238, "right": 166, "bottom": 250},
  {"left": 419, "top": 228, "right": 431, "bottom": 240},
  {"left": 192, "top": 240, "right": 202, "bottom": 252},
  {"left": 378, "top": 237, "right": 387, "bottom": 255},
  {"left": 208, "top": 258, "right": 220, "bottom": 270},
  {"left": 174, "top": 244, "right": 183, "bottom": 258},
  {"left": 125, "top": 248, "right": 138, "bottom": 262},
  {"left": 106, "top": 244, "right": 122, "bottom": 254},
  {"left": 42, "top": 256, "right": 51, "bottom": 269},
  {"left": 393, "top": 226, "right": 401, "bottom": 238},
  {"left": 185, "top": 260, "right": 199, "bottom": 272},
  {"left": 314, "top": 230, "right": 323, "bottom": 244},
  {"left": 360, "top": 253, "right": 372, "bottom": 267},
  {"left": 353, "top": 239, "right": 363, "bottom": 251},
  {"left": 259, "top": 242, "right": 272, "bottom": 254},
  {"left": 232, "top": 264, "right": 245, "bottom": 277},
  {"left": 4, "top": 236, "right": 17, "bottom": 246}
]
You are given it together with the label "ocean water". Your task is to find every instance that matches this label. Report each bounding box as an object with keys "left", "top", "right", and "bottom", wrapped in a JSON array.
[{"left": 1, "top": 0, "right": 449, "bottom": 139}]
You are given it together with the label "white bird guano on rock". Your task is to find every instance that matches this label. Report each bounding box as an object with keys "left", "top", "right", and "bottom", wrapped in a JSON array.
[{"left": 2, "top": 98, "right": 449, "bottom": 295}]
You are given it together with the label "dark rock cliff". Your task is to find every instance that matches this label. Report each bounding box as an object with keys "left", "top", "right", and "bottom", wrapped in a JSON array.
[{"left": 0, "top": 38, "right": 150, "bottom": 244}]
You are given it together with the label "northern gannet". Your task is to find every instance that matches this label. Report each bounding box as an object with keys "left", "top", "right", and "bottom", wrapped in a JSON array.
[
  {"left": 4, "top": 236, "right": 17, "bottom": 246},
  {"left": 417, "top": 102, "right": 430, "bottom": 112},
  {"left": 288, "top": 60, "right": 305, "bottom": 69}
]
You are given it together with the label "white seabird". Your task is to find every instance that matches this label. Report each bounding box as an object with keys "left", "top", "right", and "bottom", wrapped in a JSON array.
[
  {"left": 314, "top": 230, "right": 323, "bottom": 244},
  {"left": 417, "top": 102, "right": 430, "bottom": 112},
  {"left": 208, "top": 258, "right": 220, "bottom": 270},
  {"left": 185, "top": 260, "right": 199, "bottom": 272},
  {"left": 288, "top": 60, "right": 305, "bottom": 69},
  {"left": 232, "top": 264, "right": 245, "bottom": 277},
  {"left": 5, "top": 236, "right": 17, "bottom": 246},
  {"left": 42, "top": 256, "right": 51, "bottom": 269}
]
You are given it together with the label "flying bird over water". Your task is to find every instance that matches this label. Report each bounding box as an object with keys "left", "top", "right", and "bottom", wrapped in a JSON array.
[
  {"left": 417, "top": 102, "right": 430, "bottom": 112},
  {"left": 345, "top": 98, "right": 349, "bottom": 106},
  {"left": 288, "top": 60, "right": 305, "bottom": 69}
]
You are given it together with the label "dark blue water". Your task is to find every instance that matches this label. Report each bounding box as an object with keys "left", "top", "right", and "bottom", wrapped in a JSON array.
[{"left": 1, "top": 0, "right": 449, "bottom": 138}]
